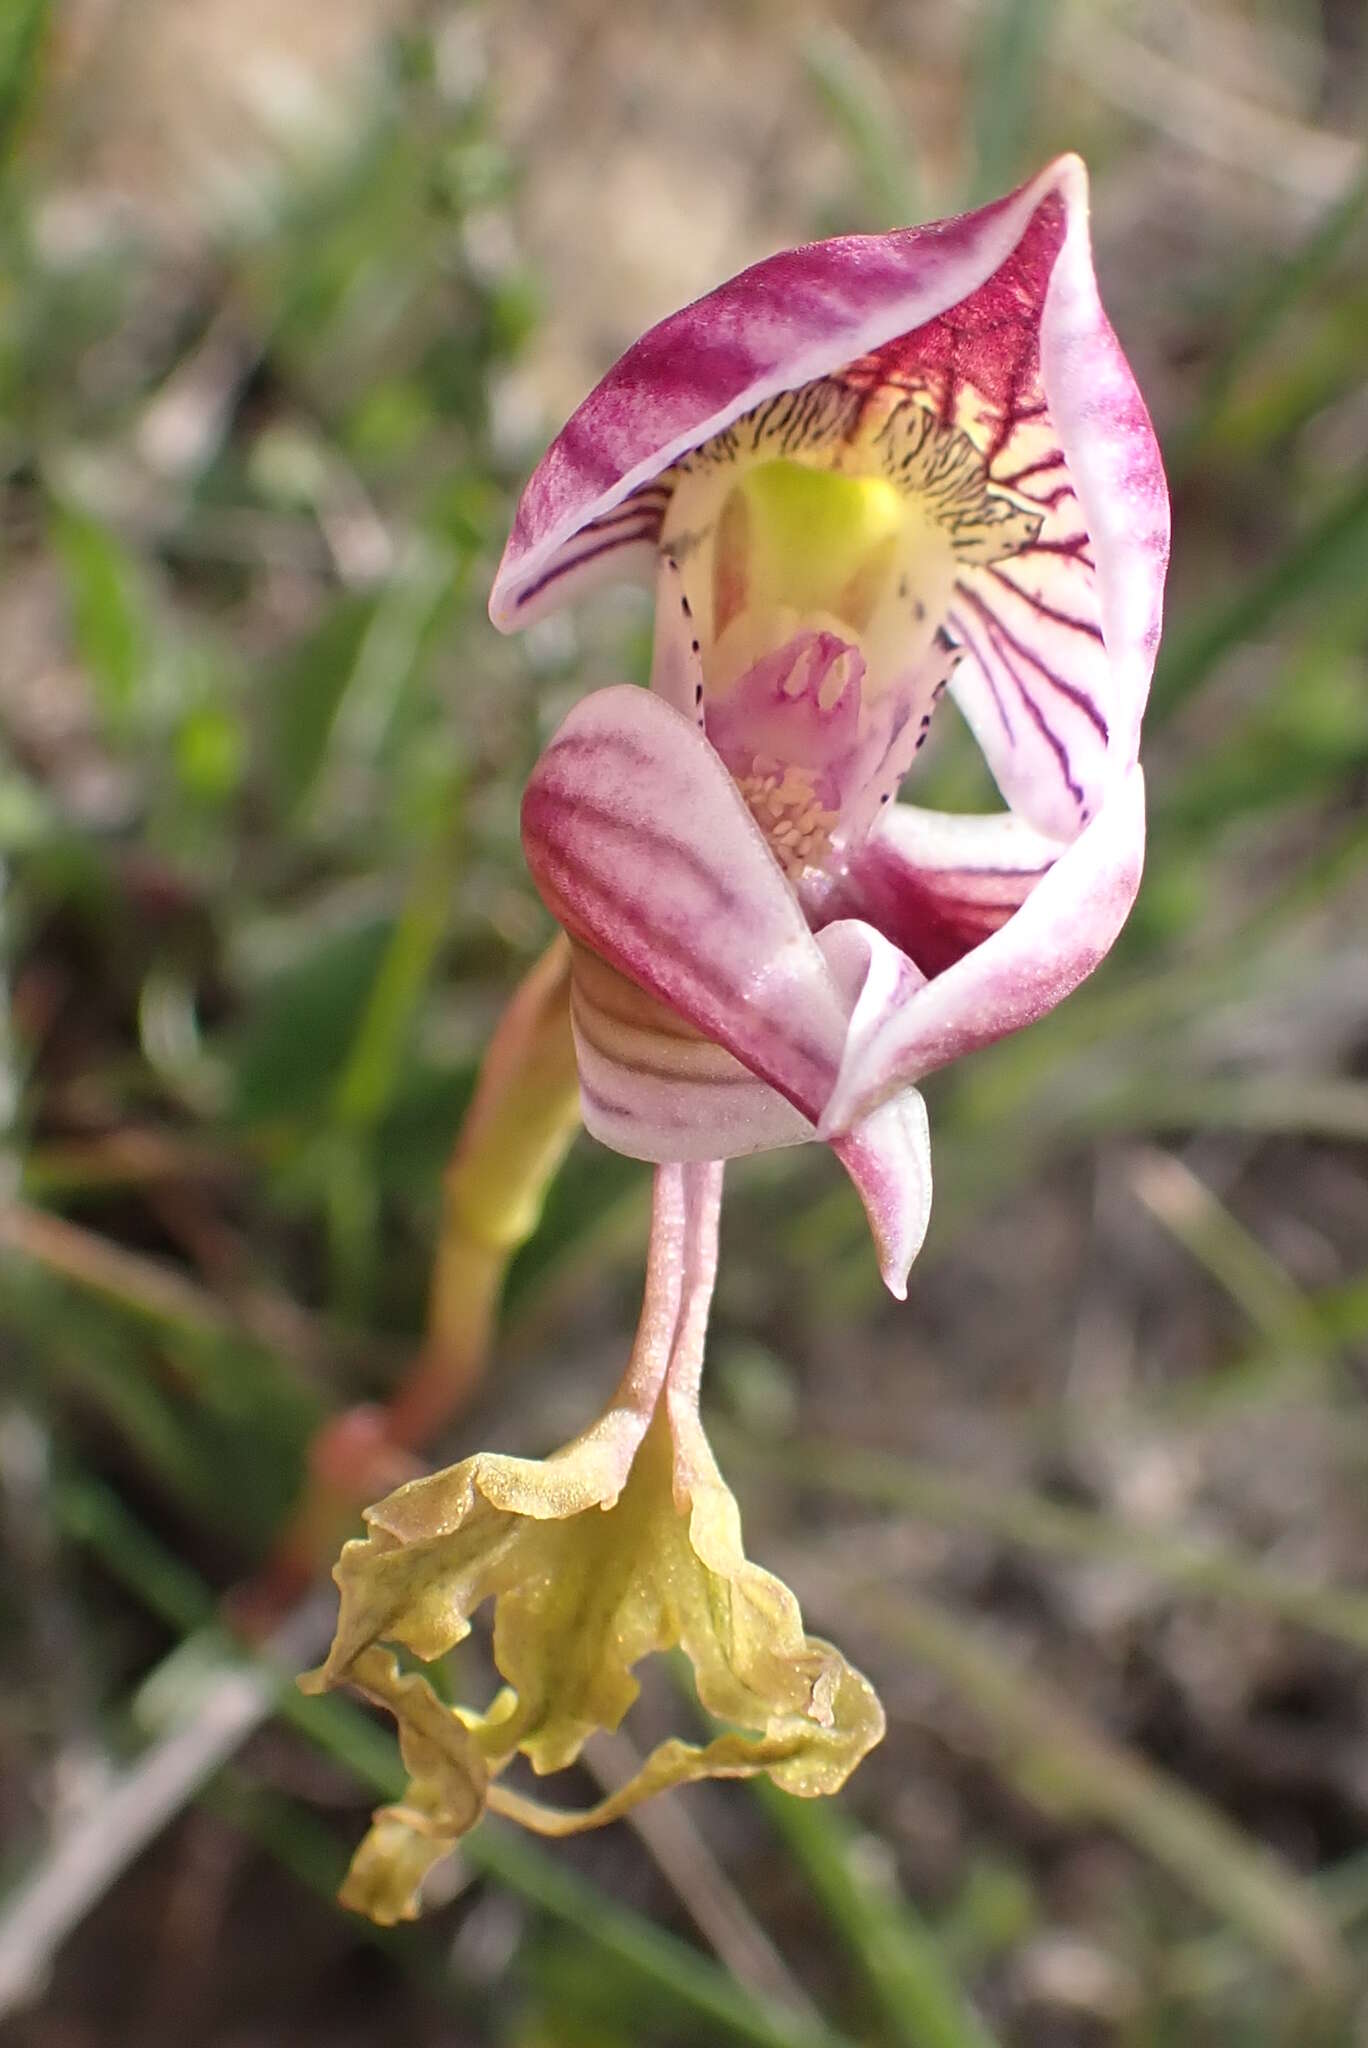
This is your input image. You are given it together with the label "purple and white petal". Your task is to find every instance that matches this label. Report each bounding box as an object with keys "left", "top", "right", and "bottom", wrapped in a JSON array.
[
  {"left": 522, "top": 687, "right": 937, "bottom": 1298},
  {"left": 820, "top": 803, "right": 1064, "bottom": 977},
  {"left": 1037, "top": 191, "right": 1169, "bottom": 771},
  {"left": 814, "top": 916, "right": 934, "bottom": 1297},
  {"left": 820, "top": 763, "right": 1146, "bottom": 1134},
  {"left": 567, "top": 940, "right": 816, "bottom": 1162},
  {"left": 831, "top": 1089, "right": 932, "bottom": 1301},
  {"left": 939, "top": 186, "right": 1168, "bottom": 837},
  {"left": 498, "top": 482, "right": 672, "bottom": 624},
  {"left": 946, "top": 557, "right": 1114, "bottom": 845},
  {"left": 522, "top": 685, "right": 857, "bottom": 1126}
]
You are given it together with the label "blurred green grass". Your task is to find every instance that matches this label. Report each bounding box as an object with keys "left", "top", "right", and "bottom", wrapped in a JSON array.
[{"left": 3, "top": 5, "right": 1368, "bottom": 2046}]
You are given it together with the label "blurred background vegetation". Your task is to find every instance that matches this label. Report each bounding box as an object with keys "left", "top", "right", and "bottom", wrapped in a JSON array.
[{"left": 2, "top": 1, "right": 1368, "bottom": 2043}]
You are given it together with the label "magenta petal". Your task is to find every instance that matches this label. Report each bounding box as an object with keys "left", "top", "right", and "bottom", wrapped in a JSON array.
[
  {"left": 823, "top": 803, "right": 1063, "bottom": 977},
  {"left": 522, "top": 686, "right": 856, "bottom": 1126},
  {"left": 820, "top": 764, "right": 1146, "bottom": 1133},
  {"left": 490, "top": 159, "right": 1164, "bottom": 670},
  {"left": 491, "top": 170, "right": 1060, "bottom": 626}
]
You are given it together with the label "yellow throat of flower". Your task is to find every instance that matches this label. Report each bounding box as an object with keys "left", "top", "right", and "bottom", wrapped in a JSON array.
[
  {"left": 659, "top": 381, "right": 1041, "bottom": 710},
  {"left": 665, "top": 454, "right": 952, "bottom": 705}
]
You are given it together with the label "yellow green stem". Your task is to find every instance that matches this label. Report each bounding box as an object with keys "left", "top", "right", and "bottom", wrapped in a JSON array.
[
  {"left": 257, "top": 938, "right": 581, "bottom": 1614},
  {"left": 389, "top": 933, "right": 581, "bottom": 1447}
]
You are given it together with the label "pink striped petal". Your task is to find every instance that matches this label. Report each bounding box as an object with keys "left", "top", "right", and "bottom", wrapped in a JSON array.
[
  {"left": 522, "top": 685, "right": 855, "bottom": 1127},
  {"left": 937, "top": 168, "right": 1168, "bottom": 837},
  {"left": 820, "top": 763, "right": 1146, "bottom": 1135},
  {"left": 831, "top": 1091, "right": 931, "bottom": 1302},
  {"left": 491, "top": 162, "right": 1073, "bottom": 629},
  {"left": 816, "top": 917, "right": 933, "bottom": 1297},
  {"left": 523, "top": 688, "right": 936, "bottom": 1295},
  {"left": 946, "top": 560, "right": 1113, "bottom": 844},
  {"left": 568, "top": 936, "right": 929, "bottom": 1295},
  {"left": 567, "top": 940, "right": 816, "bottom": 1162},
  {"left": 820, "top": 803, "right": 1063, "bottom": 977}
]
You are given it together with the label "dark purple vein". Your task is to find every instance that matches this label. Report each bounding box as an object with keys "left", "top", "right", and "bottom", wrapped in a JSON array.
[
  {"left": 515, "top": 519, "right": 660, "bottom": 610},
  {"left": 960, "top": 585, "right": 1109, "bottom": 741},
  {"left": 985, "top": 562, "right": 1105, "bottom": 643},
  {"left": 959, "top": 603, "right": 1086, "bottom": 808},
  {"left": 946, "top": 605, "right": 1016, "bottom": 746}
]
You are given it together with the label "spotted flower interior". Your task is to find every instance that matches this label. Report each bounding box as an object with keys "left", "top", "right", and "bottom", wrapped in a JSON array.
[{"left": 657, "top": 377, "right": 1045, "bottom": 903}]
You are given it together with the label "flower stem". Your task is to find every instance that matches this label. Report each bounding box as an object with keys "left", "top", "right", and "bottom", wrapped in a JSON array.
[
  {"left": 390, "top": 933, "right": 580, "bottom": 1446},
  {"left": 249, "top": 938, "right": 581, "bottom": 1620}
]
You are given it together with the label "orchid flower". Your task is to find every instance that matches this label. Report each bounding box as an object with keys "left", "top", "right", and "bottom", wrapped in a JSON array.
[
  {"left": 308, "top": 157, "right": 1167, "bottom": 1920},
  {"left": 509, "top": 152, "right": 1167, "bottom": 1296}
]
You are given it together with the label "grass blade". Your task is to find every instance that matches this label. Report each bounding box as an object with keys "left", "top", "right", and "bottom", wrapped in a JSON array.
[
  {"left": 0, "top": 0, "right": 47, "bottom": 166},
  {"left": 967, "top": 0, "right": 1050, "bottom": 205},
  {"left": 1126, "top": 1146, "right": 1330, "bottom": 1367},
  {"left": 1151, "top": 469, "right": 1368, "bottom": 717},
  {"left": 802, "top": 25, "right": 921, "bottom": 228},
  {"left": 805, "top": 1574, "right": 1348, "bottom": 1995},
  {"left": 735, "top": 1436, "right": 1368, "bottom": 1654},
  {"left": 754, "top": 1780, "right": 1002, "bottom": 2048}
]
